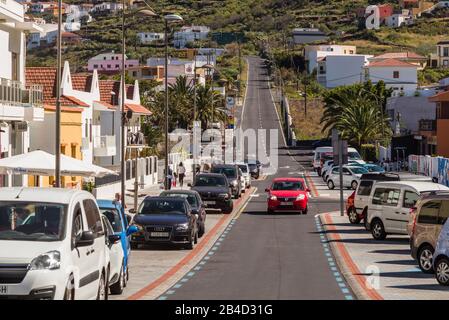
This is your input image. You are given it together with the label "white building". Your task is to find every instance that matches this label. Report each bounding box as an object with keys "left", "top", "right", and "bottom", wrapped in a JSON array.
[
  {"left": 385, "top": 13, "right": 413, "bottom": 28},
  {"left": 137, "top": 32, "right": 164, "bottom": 44},
  {"left": 367, "top": 58, "right": 418, "bottom": 97},
  {"left": 0, "top": 0, "right": 44, "bottom": 187},
  {"left": 91, "top": 1, "right": 123, "bottom": 14},
  {"left": 27, "top": 22, "right": 60, "bottom": 48},
  {"left": 146, "top": 57, "right": 195, "bottom": 78},
  {"left": 304, "top": 44, "right": 357, "bottom": 73},
  {"left": 317, "top": 55, "right": 372, "bottom": 88},
  {"left": 173, "top": 25, "right": 210, "bottom": 49}
]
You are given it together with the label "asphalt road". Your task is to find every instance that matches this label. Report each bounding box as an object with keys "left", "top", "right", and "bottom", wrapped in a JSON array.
[{"left": 166, "top": 56, "right": 349, "bottom": 300}]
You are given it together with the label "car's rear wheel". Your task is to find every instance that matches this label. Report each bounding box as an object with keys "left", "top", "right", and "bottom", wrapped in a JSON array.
[
  {"left": 327, "top": 180, "right": 335, "bottom": 190},
  {"left": 371, "top": 219, "right": 387, "bottom": 240},
  {"left": 63, "top": 274, "right": 75, "bottom": 300},
  {"left": 348, "top": 208, "right": 360, "bottom": 224},
  {"left": 186, "top": 233, "right": 195, "bottom": 250},
  {"left": 110, "top": 264, "right": 125, "bottom": 295},
  {"left": 97, "top": 272, "right": 108, "bottom": 300},
  {"left": 198, "top": 223, "right": 205, "bottom": 237},
  {"left": 435, "top": 257, "right": 449, "bottom": 285},
  {"left": 418, "top": 245, "right": 434, "bottom": 274}
]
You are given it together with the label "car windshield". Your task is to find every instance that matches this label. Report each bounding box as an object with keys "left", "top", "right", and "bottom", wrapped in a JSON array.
[
  {"left": 211, "top": 167, "right": 236, "bottom": 178},
  {"left": 348, "top": 152, "right": 361, "bottom": 160},
  {"left": 162, "top": 193, "right": 198, "bottom": 208},
  {"left": 0, "top": 202, "right": 66, "bottom": 241},
  {"left": 367, "top": 165, "right": 384, "bottom": 172},
  {"left": 194, "top": 176, "right": 226, "bottom": 187},
  {"left": 99, "top": 208, "right": 123, "bottom": 233},
  {"left": 272, "top": 181, "right": 304, "bottom": 191},
  {"left": 138, "top": 199, "right": 186, "bottom": 215},
  {"left": 237, "top": 165, "right": 248, "bottom": 173},
  {"left": 350, "top": 167, "right": 369, "bottom": 174}
]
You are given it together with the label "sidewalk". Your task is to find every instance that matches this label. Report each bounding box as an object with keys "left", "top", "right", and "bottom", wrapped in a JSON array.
[
  {"left": 319, "top": 212, "right": 449, "bottom": 300},
  {"left": 124, "top": 171, "right": 194, "bottom": 210}
]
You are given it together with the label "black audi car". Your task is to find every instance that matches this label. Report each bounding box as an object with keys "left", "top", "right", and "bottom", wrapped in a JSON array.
[
  {"left": 159, "top": 189, "right": 206, "bottom": 238},
  {"left": 246, "top": 159, "right": 261, "bottom": 179},
  {"left": 130, "top": 197, "right": 198, "bottom": 250},
  {"left": 210, "top": 164, "right": 242, "bottom": 199},
  {"left": 189, "top": 173, "right": 233, "bottom": 214}
]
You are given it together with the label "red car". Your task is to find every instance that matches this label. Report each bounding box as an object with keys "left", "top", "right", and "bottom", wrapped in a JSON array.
[{"left": 265, "top": 177, "right": 310, "bottom": 214}]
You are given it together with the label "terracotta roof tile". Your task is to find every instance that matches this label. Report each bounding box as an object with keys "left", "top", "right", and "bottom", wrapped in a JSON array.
[
  {"left": 429, "top": 90, "right": 449, "bottom": 102},
  {"left": 368, "top": 58, "right": 417, "bottom": 68},
  {"left": 71, "top": 74, "right": 93, "bottom": 92},
  {"left": 98, "top": 79, "right": 135, "bottom": 105},
  {"left": 373, "top": 52, "right": 426, "bottom": 60},
  {"left": 125, "top": 103, "right": 152, "bottom": 115}
]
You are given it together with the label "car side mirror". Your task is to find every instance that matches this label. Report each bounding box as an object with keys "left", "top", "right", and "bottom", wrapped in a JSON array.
[
  {"left": 265, "top": 188, "right": 270, "bottom": 192},
  {"left": 306, "top": 188, "right": 311, "bottom": 192},
  {"left": 76, "top": 231, "right": 95, "bottom": 247},
  {"left": 187, "top": 183, "right": 192, "bottom": 187},
  {"left": 128, "top": 208, "right": 136, "bottom": 214},
  {"left": 108, "top": 234, "right": 121, "bottom": 244},
  {"left": 194, "top": 213, "right": 199, "bottom": 220},
  {"left": 127, "top": 225, "right": 139, "bottom": 236},
  {"left": 126, "top": 214, "right": 133, "bottom": 225},
  {"left": 191, "top": 208, "right": 199, "bottom": 215}
]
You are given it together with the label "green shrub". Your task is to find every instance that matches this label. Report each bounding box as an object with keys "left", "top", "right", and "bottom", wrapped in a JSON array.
[{"left": 361, "top": 144, "right": 377, "bottom": 162}]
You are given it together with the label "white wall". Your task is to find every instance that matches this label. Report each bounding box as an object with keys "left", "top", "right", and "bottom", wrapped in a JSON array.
[
  {"left": 0, "top": 27, "right": 12, "bottom": 80},
  {"left": 324, "top": 55, "right": 370, "bottom": 88},
  {"left": 368, "top": 66, "right": 418, "bottom": 96}
]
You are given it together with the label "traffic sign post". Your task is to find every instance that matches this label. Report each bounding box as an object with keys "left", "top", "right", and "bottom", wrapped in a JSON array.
[{"left": 332, "top": 129, "right": 347, "bottom": 217}]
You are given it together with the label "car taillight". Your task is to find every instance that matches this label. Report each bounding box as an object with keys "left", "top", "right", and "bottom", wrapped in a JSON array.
[
  {"left": 411, "top": 207, "right": 417, "bottom": 235},
  {"left": 347, "top": 191, "right": 355, "bottom": 207}
]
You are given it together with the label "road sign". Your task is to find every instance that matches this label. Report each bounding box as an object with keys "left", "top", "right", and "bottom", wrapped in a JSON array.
[
  {"left": 226, "top": 96, "right": 235, "bottom": 109},
  {"left": 332, "top": 129, "right": 348, "bottom": 166}
]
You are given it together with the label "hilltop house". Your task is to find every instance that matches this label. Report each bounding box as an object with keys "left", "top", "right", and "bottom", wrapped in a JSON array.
[
  {"left": 369, "top": 52, "right": 427, "bottom": 70},
  {"left": 173, "top": 25, "right": 210, "bottom": 48},
  {"left": 430, "top": 41, "right": 449, "bottom": 68},
  {"left": 304, "top": 44, "right": 357, "bottom": 73},
  {"left": 292, "top": 28, "right": 328, "bottom": 45},
  {"left": 137, "top": 32, "right": 165, "bottom": 44},
  {"left": 87, "top": 51, "right": 139, "bottom": 73},
  {"left": 366, "top": 58, "right": 418, "bottom": 96}
]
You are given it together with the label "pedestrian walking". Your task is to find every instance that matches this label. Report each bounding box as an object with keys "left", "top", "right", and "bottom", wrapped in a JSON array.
[
  {"left": 178, "top": 162, "right": 186, "bottom": 188},
  {"left": 166, "top": 166, "right": 173, "bottom": 190}
]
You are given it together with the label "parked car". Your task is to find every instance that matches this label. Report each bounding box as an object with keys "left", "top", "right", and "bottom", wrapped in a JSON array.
[
  {"left": 100, "top": 214, "right": 125, "bottom": 295},
  {"left": 366, "top": 181, "right": 449, "bottom": 240},
  {"left": 131, "top": 197, "right": 198, "bottom": 250},
  {"left": 321, "top": 160, "right": 334, "bottom": 182},
  {"left": 363, "top": 164, "right": 385, "bottom": 173},
  {"left": 326, "top": 165, "right": 369, "bottom": 190},
  {"left": 0, "top": 188, "right": 108, "bottom": 300},
  {"left": 322, "top": 161, "right": 365, "bottom": 182},
  {"left": 265, "top": 178, "right": 310, "bottom": 214},
  {"left": 433, "top": 215, "right": 449, "bottom": 285},
  {"left": 211, "top": 164, "right": 242, "bottom": 199},
  {"left": 159, "top": 190, "right": 206, "bottom": 237},
  {"left": 236, "top": 162, "right": 251, "bottom": 189},
  {"left": 97, "top": 199, "right": 138, "bottom": 288},
  {"left": 347, "top": 173, "right": 400, "bottom": 226},
  {"left": 189, "top": 173, "right": 233, "bottom": 214},
  {"left": 313, "top": 147, "right": 365, "bottom": 176},
  {"left": 409, "top": 191, "right": 449, "bottom": 273}
]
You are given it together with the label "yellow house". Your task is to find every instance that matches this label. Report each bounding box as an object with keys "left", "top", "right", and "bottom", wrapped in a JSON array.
[{"left": 26, "top": 67, "right": 86, "bottom": 189}]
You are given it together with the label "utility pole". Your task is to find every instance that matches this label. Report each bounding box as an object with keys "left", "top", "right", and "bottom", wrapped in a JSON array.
[
  {"left": 55, "top": 0, "right": 62, "bottom": 187},
  {"left": 164, "top": 18, "right": 169, "bottom": 190},
  {"left": 304, "top": 81, "right": 307, "bottom": 118},
  {"left": 120, "top": 0, "right": 126, "bottom": 207},
  {"left": 238, "top": 40, "right": 242, "bottom": 105}
]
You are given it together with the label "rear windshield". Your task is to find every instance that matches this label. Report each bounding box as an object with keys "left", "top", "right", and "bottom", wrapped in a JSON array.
[
  {"left": 138, "top": 199, "right": 186, "bottom": 215},
  {"left": 161, "top": 193, "right": 198, "bottom": 208},
  {"left": 195, "top": 175, "right": 227, "bottom": 187},
  {"left": 211, "top": 167, "right": 237, "bottom": 178},
  {"left": 237, "top": 165, "right": 248, "bottom": 173},
  {"left": 357, "top": 180, "right": 373, "bottom": 196}
]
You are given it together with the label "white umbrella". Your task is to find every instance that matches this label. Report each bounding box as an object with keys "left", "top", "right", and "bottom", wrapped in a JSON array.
[{"left": 0, "top": 150, "right": 117, "bottom": 178}]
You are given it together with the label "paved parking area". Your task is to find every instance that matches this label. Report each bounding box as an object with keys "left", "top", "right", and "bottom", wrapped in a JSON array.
[{"left": 305, "top": 170, "right": 449, "bottom": 299}]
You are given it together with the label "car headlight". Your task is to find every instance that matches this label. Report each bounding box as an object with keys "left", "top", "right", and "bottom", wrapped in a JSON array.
[
  {"left": 231, "top": 180, "right": 238, "bottom": 186},
  {"left": 219, "top": 193, "right": 230, "bottom": 199},
  {"left": 29, "top": 251, "right": 60, "bottom": 271},
  {"left": 296, "top": 194, "right": 306, "bottom": 201},
  {"left": 269, "top": 195, "right": 277, "bottom": 201},
  {"left": 176, "top": 223, "right": 189, "bottom": 231}
]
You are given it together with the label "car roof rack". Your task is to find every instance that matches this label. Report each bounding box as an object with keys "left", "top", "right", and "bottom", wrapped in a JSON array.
[
  {"left": 360, "top": 173, "right": 400, "bottom": 181},
  {"left": 420, "top": 190, "right": 449, "bottom": 196}
]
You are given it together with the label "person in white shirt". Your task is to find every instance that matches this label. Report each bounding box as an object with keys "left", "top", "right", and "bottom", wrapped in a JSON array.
[{"left": 177, "top": 162, "right": 186, "bottom": 187}]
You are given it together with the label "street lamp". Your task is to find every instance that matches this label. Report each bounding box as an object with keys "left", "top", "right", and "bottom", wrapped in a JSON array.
[
  {"left": 55, "top": 0, "right": 63, "bottom": 187},
  {"left": 163, "top": 14, "right": 183, "bottom": 190},
  {"left": 120, "top": 1, "right": 157, "bottom": 208}
]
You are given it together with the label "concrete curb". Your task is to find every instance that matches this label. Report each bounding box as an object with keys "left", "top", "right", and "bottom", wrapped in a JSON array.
[{"left": 318, "top": 212, "right": 383, "bottom": 301}]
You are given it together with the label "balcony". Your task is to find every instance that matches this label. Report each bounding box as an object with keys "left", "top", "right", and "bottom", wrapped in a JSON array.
[
  {"left": 0, "top": 0, "right": 25, "bottom": 23},
  {"left": 0, "top": 78, "right": 43, "bottom": 121},
  {"left": 93, "top": 135, "right": 116, "bottom": 157}
]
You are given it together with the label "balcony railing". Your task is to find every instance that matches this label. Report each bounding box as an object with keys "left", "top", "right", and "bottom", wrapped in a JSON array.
[
  {"left": 93, "top": 135, "right": 116, "bottom": 157},
  {"left": 0, "top": 78, "right": 43, "bottom": 107}
]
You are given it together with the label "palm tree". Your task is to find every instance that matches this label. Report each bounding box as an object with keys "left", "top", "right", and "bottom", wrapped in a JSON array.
[
  {"left": 195, "top": 85, "right": 227, "bottom": 129},
  {"left": 168, "top": 75, "right": 194, "bottom": 128},
  {"left": 321, "top": 82, "right": 392, "bottom": 148}
]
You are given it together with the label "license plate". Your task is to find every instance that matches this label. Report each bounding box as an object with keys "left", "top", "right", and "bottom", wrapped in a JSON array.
[
  {"left": 150, "top": 232, "right": 169, "bottom": 237},
  {"left": 204, "top": 201, "right": 215, "bottom": 205},
  {"left": 280, "top": 202, "right": 292, "bottom": 206},
  {"left": 0, "top": 285, "right": 8, "bottom": 295}
]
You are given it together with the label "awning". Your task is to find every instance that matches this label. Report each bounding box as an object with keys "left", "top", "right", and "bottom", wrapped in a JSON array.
[{"left": 0, "top": 150, "right": 117, "bottom": 178}]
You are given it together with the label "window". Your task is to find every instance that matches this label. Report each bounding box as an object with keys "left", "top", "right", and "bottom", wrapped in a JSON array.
[
  {"left": 83, "top": 199, "right": 103, "bottom": 237},
  {"left": 418, "top": 201, "right": 440, "bottom": 224},
  {"left": 343, "top": 168, "right": 351, "bottom": 175},
  {"left": 372, "top": 188, "right": 400, "bottom": 206},
  {"left": 393, "top": 71, "right": 400, "bottom": 79},
  {"left": 403, "top": 191, "right": 419, "bottom": 209},
  {"left": 357, "top": 180, "right": 373, "bottom": 196},
  {"left": 444, "top": 47, "right": 449, "bottom": 57},
  {"left": 71, "top": 203, "right": 83, "bottom": 249},
  {"left": 99, "top": 208, "right": 123, "bottom": 232},
  {"left": 438, "top": 200, "right": 449, "bottom": 225}
]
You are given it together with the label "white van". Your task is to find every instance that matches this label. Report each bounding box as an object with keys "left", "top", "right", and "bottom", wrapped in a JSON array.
[
  {"left": 0, "top": 188, "right": 109, "bottom": 300},
  {"left": 313, "top": 147, "right": 364, "bottom": 175},
  {"left": 366, "top": 182, "right": 449, "bottom": 240}
]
